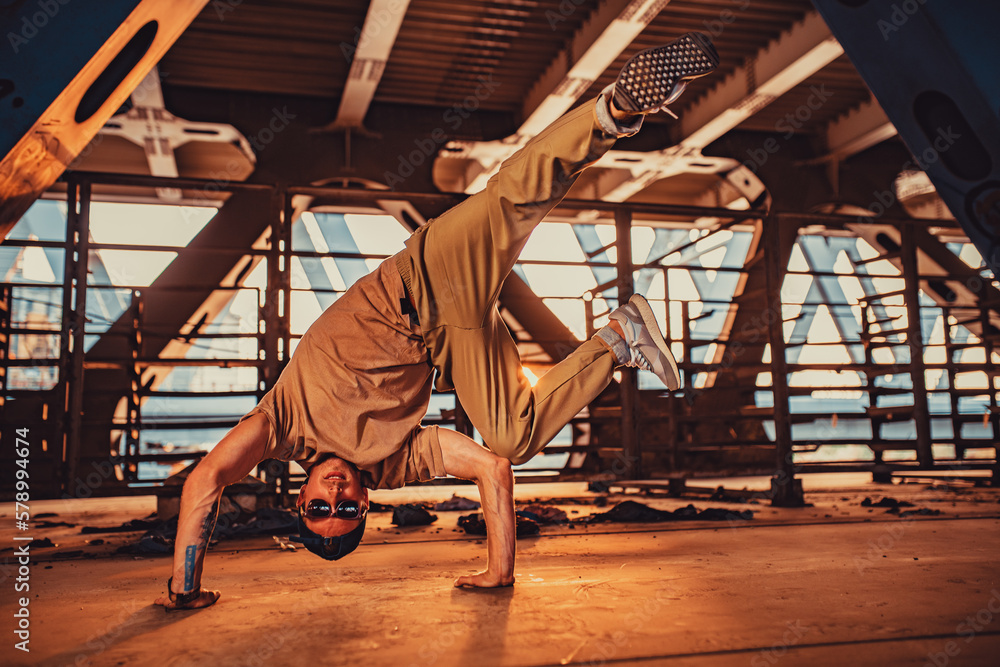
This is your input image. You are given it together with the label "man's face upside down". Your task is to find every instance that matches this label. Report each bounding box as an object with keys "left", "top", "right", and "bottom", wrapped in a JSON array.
[{"left": 297, "top": 456, "right": 369, "bottom": 538}]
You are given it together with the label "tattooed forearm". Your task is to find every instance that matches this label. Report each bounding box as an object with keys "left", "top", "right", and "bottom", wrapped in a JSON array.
[{"left": 172, "top": 494, "right": 221, "bottom": 594}]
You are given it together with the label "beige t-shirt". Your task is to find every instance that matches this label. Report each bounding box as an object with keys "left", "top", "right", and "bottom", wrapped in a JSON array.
[{"left": 247, "top": 258, "right": 446, "bottom": 489}]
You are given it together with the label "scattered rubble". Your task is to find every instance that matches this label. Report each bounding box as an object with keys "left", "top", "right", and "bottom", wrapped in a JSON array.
[
  {"left": 433, "top": 495, "right": 480, "bottom": 511},
  {"left": 709, "top": 487, "right": 760, "bottom": 504},
  {"left": 898, "top": 508, "right": 943, "bottom": 518},
  {"left": 26, "top": 537, "right": 56, "bottom": 549},
  {"left": 860, "top": 496, "right": 947, "bottom": 517},
  {"left": 515, "top": 515, "right": 540, "bottom": 537},
  {"left": 584, "top": 501, "right": 754, "bottom": 523},
  {"left": 860, "top": 497, "right": 915, "bottom": 509},
  {"left": 81, "top": 517, "right": 160, "bottom": 534},
  {"left": 117, "top": 534, "right": 173, "bottom": 555},
  {"left": 222, "top": 507, "right": 297, "bottom": 537},
  {"left": 517, "top": 504, "right": 568, "bottom": 524},
  {"left": 272, "top": 536, "right": 297, "bottom": 552},
  {"left": 392, "top": 504, "right": 438, "bottom": 526},
  {"left": 109, "top": 507, "right": 298, "bottom": 554},
  {"left": 457, "top": 513, "right": 540, "bottom": 537}
]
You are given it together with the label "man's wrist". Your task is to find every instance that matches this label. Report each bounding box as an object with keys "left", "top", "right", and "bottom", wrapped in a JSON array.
[{"left": 167, "top": 577, "right": 201, "bottom": 605}]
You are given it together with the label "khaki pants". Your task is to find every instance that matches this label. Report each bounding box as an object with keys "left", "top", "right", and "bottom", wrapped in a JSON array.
[{"left": 395, "top": 99, "right": 620, "bottom": 465}]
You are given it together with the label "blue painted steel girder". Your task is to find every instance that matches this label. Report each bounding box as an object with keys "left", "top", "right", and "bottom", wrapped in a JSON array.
[{"left": 811, "top": 0, "right": 1000, "bottom": 276}]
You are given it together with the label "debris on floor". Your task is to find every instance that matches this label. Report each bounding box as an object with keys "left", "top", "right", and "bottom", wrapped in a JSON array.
[
  {"left": 898, "top": 508, "right": 943, "bottom": 518},
  {"left": 517, "top": 504, "right": 568, "bottom": 524},
  {"left": 27, "top": 537, "right": 56, "bottom": 549},
  {"left": 516, "top": 515, "right": 540, "bottom": 536},
  {"left": 457, "top": 514, "right": 485, "bottom": 535},
  {"left": 584, "top": 500, "right": 754, "bottom": 523},
  {"left": 588, "top": 500, "right": 672, "bottom": 522},
  {"left": 433, "top": 495, "right": 481, "bottom": 511},
  {"left": 222, "top": 507, "right": 298, "bottom": 536},
  {"left": 691, "top": 507, "right": 755, "bottom": 521},
  {"left": 112, "top": 507, "right": 298, "bottom": 554},
  {"left": 709, "top": 487, "right": 759, "bottom": 504},
  {"left": 117, "top": 534, "right": 174, "bottom": 555},
  {"left": 392, "top": 504, "right": 438, "bottom": 526},
  {"left": 80, "top": 517, "right": 161, "bottom": 534},
  {"left": 457, "top": 513, "right": 540, "bottom": 537},
  {"left": 523, "top": 495, "right": 607, "bottom": 506},
  {"left": 860, "top": 497, "right": 915, "bottom": 509},
  {"left": 273, "top": 536, "right": 297, "bottom": 552}
]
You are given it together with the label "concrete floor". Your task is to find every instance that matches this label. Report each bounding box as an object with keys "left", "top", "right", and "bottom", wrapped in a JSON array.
[{"left": 3, "top": 474, "right": 1000, "bottom": 666}]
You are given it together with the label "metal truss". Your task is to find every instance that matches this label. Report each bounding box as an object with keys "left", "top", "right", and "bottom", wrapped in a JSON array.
[{"left": 1, "top": 172, "right": 997, "bottom": 503}]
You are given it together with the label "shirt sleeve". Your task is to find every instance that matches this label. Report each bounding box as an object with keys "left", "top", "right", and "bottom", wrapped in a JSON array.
[{"left": 361, "top": 425, "right": 447, "bottom": 489}]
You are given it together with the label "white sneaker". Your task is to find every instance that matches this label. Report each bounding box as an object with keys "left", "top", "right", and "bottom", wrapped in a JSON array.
[{"left": 608, "top": 294, "right": 681, "bottom": 391}]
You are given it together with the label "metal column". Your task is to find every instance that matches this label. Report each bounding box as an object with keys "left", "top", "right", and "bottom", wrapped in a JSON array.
[
  {"left": 900, "top": 225, "right": 933, "bottom": 466},
  {"left": 263, "top": 188, "right": 291, "bottom": 389},
  {"left": 0, "top": 284, "right": 8, "bottom": 410},
  {"left": 123, "top": 291, "right": 144, "bottom": 480},
  {"left": 615, "top": 208, "right": 640, "bottom": 479},
  {"left": 62, "top": 180, "right": 90, "bottom": 493},
  {"left": 263, "top": 189, "right": 293, "bottom": 503},
  {"left": 763, "top": 213, "right": 801, "bottom": 506}
]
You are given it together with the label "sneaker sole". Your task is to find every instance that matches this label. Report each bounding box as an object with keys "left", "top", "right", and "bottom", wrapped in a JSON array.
[
  {"left": 629, "top": 294, "right": 681, "bottom": 391},
  {"left": 613, "top": 32, "right": 719, "bottom": 115}
]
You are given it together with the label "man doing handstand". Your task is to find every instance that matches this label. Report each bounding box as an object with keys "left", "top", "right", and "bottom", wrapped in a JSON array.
[{"left": 155, "top": 33, "right": 719, "bottom": 610}]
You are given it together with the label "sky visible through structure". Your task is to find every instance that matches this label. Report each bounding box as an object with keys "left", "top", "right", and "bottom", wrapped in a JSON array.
[{"left": 5, "top": 200, "right": 997, "bottom": 477}]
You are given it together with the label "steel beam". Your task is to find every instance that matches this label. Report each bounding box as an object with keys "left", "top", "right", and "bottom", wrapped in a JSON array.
[
  {"left": 824, "top": 98, "right": 897, "bottom": 163},
  {"left": 680, "top": 10, "right": 843, "bottom": 150},
  {"left": 900, "top": 225, "right": 933, "bottom": 466},
  {"left": 598, "top": 10, "right": 842, "bottom": 203},
  {"left": 66, "top": 181, "right": 91, "bottom": 493},
  {"left": 0, "top": 0, "right": 210, "bottom": 236},
  {"left": 57, "top": 183, "right": 79, "bottom": 490},
  {"left": 811, "top": 0, "right": 1000, "bottom": 275},
  {"left": 763, "top": 212, "right": 801, "bottom": 506},
  {"left": 602, "top": 11, "right": 843, "bottom": 201},
  {"left": 98, "top": 67, "right": 255, "bottom": 201},
  {"left": 846, "top": 222, "right": 1000, "bottom": 341},
  {"left": 446, "top": 0, "right": 670, "bottom": 193},
  {"left": 615, "top": 208, "right": 640, "bottom": 479},
  {"left": 519, "top": 0, "right": 670, "bottom": 139},
  {"left": 326, "top": 0, "right": 412, "bottom": 129}
]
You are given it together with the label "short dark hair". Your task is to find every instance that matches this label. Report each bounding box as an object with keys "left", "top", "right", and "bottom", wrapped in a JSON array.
[{"left": 291, "top": 514, "right": 366, "bottom": 560}]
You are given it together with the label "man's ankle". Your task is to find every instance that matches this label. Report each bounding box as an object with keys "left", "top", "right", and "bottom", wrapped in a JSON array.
[{"left": 609, "top": 99, "right": 636, "bottom": 122}]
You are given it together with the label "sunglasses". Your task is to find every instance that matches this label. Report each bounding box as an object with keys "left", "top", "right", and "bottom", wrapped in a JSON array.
[{"left": 301, "top": 498, "right": 366, "bottom": 520}]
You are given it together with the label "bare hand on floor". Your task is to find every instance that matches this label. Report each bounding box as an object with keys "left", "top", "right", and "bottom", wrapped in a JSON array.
[
  {"left": 154, "top": 589, "right": 221, "bottom": 611},
  {"left": 454, "top": 571, "right": 515, "bottom": 589}
]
